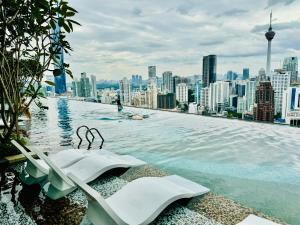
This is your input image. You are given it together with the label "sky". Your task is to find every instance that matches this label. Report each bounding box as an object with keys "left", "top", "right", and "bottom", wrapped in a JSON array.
[{"left": 65, "top": 0, "right": 300, "bottom": 81}]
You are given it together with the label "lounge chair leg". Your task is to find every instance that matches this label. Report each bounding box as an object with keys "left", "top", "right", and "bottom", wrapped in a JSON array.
[{"left": 87, "top": 201, "right": 118, "bottom": 225}]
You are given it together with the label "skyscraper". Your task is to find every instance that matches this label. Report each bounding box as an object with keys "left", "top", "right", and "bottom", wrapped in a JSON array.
[
  {"left": 71, "top": 79, "right": 80, "bottom": 97},
  {"left": 245, "top": 79, "right": 257, "bottom": 112},
  {"left": 90, "top": 75, "right": 97, "bottom": 99},
  {"left": 236, "top": 82, "right": 246, "bottom": 97},
  {"left": 148, "top": 66, "right": 156, "bottom": 80},
  {"left": 265, "top": 12, "right": 276, "bottom": 77},
  {"left": 283, "top": 57, "right": 298, "bottom": 84},
  {"left": 195, "top": 80, "right": 202, "bottom": 105},
  {"left": 254, "top": 82, "right": 274, "bottom": 122},
  {"left": 270, "top": 69, "right": 291, "bottom": 114},
  {"left": 243, "top": 68, "right": 250, "bottom": 80},
  {"left": 202, "top": 55, "right": 217, "bottom": 88},
  {"left": 132, "top": 75, "right": 142, "bottom": 87},
  {"left": 237, "top": 96, "right": 247, "bottom": 113},
  {"left": 173, "top": 76, "right": 181, "bottom": 93},
  {"left": 156, "top": 77, "right": 163, "bottom": 91},
  {"left": 80, "top": 72, "right": 91, "bottom": 97},
  {"left": 119, "top": 77, "right": 131, "bottom": 105},
  {"left": 208, "top": 81, "right": 230, "bottom": 112},
  {"left": 282, "top": 86, "right": 300, "bottom": 126},
  {"left": 146, "top": 80, "right": 157, "bottom": 109},
  {"left": 258, "top": 68, "right": 267, "bottom": 81},
  {"left": 52, "top": 20, "right": 67, "bottom": 94},
  {"left": 229, "top": 94, "right": 238, "bottom": 109},
  {"left": 162, "top": 71, "right": 173, "bottom": 93},
  {"left": 132, "top": 75, "right": 138, "bottom": 85},
  {"left": 226, "top": 70, "right": 238, "bottom": 81},
  {"left": 176, "top": 83, "right": 188, "bottom": 104},
  {"left": 201, "top": 87, "right": 209, "bottom": 109}
]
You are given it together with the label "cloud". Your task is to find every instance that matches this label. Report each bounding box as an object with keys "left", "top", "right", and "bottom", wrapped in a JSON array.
[
  {"left": 132, "top": 7, "right": 142, "bottom": 16},
  {"left": 65, "top": 0, "right": 300, "bottom": 80},
  {"left": 219, "top": 51, "right": 266, "bottom": 58},
  {"left": 266, "top": 0, "right": 296, "bottom": 7},
  {"left": 198, "top": 40, "right": 224, "bottom": 46},
  {"left": 176, "top": 3, "right": 194, "bottom": 15},
  {"left": 251, "top": 21, "right": 300, "bottom": 32},
  {"left": 216, "top": 9, "right": 248, "bottom": 17}
]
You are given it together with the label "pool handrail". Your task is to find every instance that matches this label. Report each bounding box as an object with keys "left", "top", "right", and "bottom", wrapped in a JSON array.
[
  {"left": 76, "top": 125, "right": 94, "bottom": 149},
  {"left": 86, "top": 127, "right": 105, "bottom": 150}
]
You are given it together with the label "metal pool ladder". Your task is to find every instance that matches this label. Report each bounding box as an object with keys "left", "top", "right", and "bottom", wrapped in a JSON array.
[{"left": 76, "top": 125, "right": 104, "bottom": 150}]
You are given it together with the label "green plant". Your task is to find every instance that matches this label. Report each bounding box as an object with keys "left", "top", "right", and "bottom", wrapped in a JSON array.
[{"left": 0, "top": 0, "right": 80, "bottom": 143}]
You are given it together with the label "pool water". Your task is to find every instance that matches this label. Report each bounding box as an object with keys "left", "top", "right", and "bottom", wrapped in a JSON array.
[{"left": 24, "top": 98, "right": 300, "bottom": 225}]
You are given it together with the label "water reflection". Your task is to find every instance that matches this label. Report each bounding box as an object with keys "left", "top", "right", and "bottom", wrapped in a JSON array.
[
  {"left": 18, "top": 107, "right": 48, "bottom": 143},
  {"left": 24, "top": 98, "right": 300, "bottom": 225},
  {"left": 57, "top": 99, "right": 73, "bottom": 146}
]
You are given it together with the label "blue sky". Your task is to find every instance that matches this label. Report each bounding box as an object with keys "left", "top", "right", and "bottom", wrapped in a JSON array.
[{"left": 65, "top": 0, "right": 300, "bottom": 80}]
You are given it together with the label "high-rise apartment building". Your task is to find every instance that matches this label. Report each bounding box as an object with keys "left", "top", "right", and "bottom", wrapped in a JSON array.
[
  {"left": 282, "top": 86, "right": 300, "bottom": 126},
  {"left": 80, "top": 72, "right": 91, "bottom": 97},
  {"left": 243, "top": 68, "right": 250, "bottom": 80},
  {"left": 148, "top": 66, "right": 156, "bottom": 80},
  {"left": 195, "top": 80, "right": 202, "bottom": 105},
  {"left": 131, "top": 91, "right": 146, "bottom": 107},
  {"left": 162, "top": 71, "right": 173, "bottom": 93},
  {"left": 119, "top": 77, "right": 131, "bottom": 105},
  {"left": 229, "top": 95, "right": 238, "bottom": 109},
  {"left": 71, "top": 79, "right": 80, "bottom": 97},
  {"left": 156, "top": 77, "right": 163, "bottom": 91},
  {"left": 90, "top": 75, "right": 97, "bottom": 99},
  {"left": 236, "top": 82, "right": 246, "bottom": 97},
  {"left": 176, "top": 83, "right": 188, "bottom": 104},
  {"left": 226, "top": 70, "right": 238, "bottom": 81},
  {"left": 201, "top": 87, "right": 209, "bottom": 109},
  {"left": 245, "top": 79, "right": 257, "bottom": 112},
  {"left": 208, "top": 81, "right": 230, "bottom": 112},
  {"left": 132, "top": 75, "right": 142, "bottom": 87},
  {"left": 237, "top": 96, "right": 247, "bottom": 113},
  {"left": 202, "top": 55, "right": 217, "bottom": 88},
  {"left": 146, "top": 80, "right": 157, "bottom": 109},
  {"left": 254, "top": 82, "right": 274, "bottom": 122},
  {"left": 173, "top": 76, "right": 181, "bottom": 93},
  {"left": 270, "top": 69, "right": 291, "bottom": 114},
  {"left": 283, "top": 57, "right": 298, "bottom": 84}
]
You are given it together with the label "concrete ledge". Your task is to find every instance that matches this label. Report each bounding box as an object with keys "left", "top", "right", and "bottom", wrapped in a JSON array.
[{"left": 4, "top": 152, "right": 43, "bottom": 165}]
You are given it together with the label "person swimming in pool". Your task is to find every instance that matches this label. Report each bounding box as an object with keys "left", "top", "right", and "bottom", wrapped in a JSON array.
[
  {"left": 116, "top": 95, "right": 148, "bottom": 119},
  {"left": 117, "top": 95, "right": 123, "bottom": 112}
]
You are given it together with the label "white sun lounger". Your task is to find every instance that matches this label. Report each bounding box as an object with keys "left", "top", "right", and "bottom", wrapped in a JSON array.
[
  {"left": 32, "top": 147, "right": 146, "bottom": 200},
  {"left": 237, "top": 214, "right": 281, "bottom": 225},
  {"left": 11, "top": 140, "right": 117, "bottom": 185},
  {"left": 68, "top": 173, "right": 210, "bottom": 225},
  {"left": 12, "top": 140, "right": 50, "bottom": 185}
]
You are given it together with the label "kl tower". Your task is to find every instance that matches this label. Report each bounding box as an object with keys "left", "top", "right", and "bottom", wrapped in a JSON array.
[{"left": 265, "top": 12, "right": 276, "bottom": 78}]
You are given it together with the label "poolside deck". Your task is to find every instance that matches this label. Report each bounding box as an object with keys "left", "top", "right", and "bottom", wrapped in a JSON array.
[{"left": 0, "top": 162, "right": 288, "bottom": 225}]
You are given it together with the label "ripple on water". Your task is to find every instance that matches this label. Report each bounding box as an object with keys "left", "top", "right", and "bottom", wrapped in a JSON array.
[{"left": 24, "top": 99, "right": 300, "bottom": 225}]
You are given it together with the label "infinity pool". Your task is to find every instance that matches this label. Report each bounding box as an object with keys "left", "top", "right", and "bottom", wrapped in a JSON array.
[{"left": 24, "top": 98, "right": 300, "bottom": 225}]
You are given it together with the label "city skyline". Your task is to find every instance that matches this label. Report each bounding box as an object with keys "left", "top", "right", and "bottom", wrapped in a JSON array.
[{"left": 65, "top": 0, "right": 300, "bottom": 80}]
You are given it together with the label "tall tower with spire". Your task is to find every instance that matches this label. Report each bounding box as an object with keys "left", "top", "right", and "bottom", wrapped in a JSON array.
[{"left": 265, "top": 12, "right": 276, "bottom": 78}]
